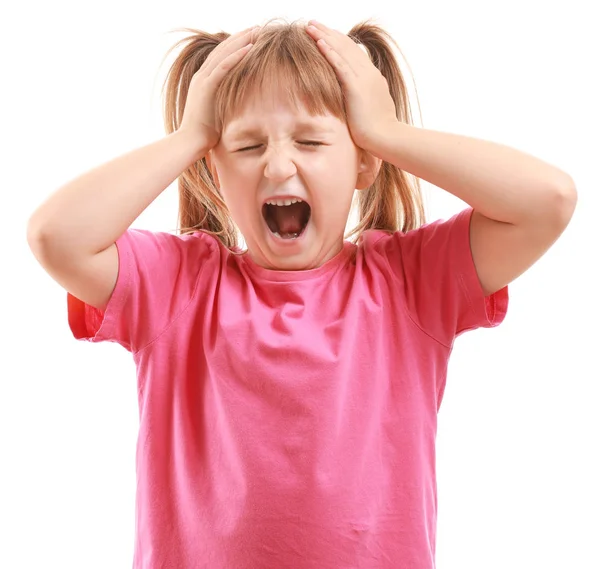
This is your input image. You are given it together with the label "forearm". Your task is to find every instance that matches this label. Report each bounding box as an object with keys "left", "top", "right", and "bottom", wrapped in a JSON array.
[
  {"left": 370, "top": 122, "right": 575, "bottom": 224},
  {"left": 27, "top": 129, "right": 207, "bottom": 256}
]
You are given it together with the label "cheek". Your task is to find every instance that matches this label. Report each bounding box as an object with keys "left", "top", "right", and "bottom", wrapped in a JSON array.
[
  {"left": 219, "top": 187, "right": 257, "bottom": 230},
  {"left": 213, "top": 157, "right": 241, "bottom": 181},
  {"left": 221, "top": 188, "right": 248, "bottom": 212},
  {"left": 212, "top": 162, "right": 249, "bottom": 202}
]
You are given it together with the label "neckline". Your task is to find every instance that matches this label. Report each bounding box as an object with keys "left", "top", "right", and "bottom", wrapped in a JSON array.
[{"left": 238, "top": 240, "right": 356, "bottom": 282}]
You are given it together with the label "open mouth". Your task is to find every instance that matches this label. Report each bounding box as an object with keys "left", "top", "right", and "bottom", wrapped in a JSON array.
[{"left": 262, "top": 198, "right": 311, "bottom": 240}]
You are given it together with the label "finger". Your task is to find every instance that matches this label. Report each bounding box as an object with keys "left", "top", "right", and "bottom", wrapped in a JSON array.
[
  {"left": 314, "top": 38, "right": 356, "bottom": 83},
  {"left": 307, "top": 22, "right": 355, "bottom": 50},
  {"left": 229, "top": 26, "right": 260, "bottom": 44},
  {"left": 238, "top": 26, "right": 260, "bottom": 43},
  {"left": 202, "top": 27, "right": 257, "bottom": 75},
  {"left": 307, "top": 20, "right": 330, "bottom": 33},
  {"left": 306, "top": 21, "right": 335, "bottom": 44},
  {"left": 306, "top": 22, "right": 347, "bottom": 54},
  {"left": 307, "top": 20, "right": 346, "bottom": 43},
  {"left": 207, "top": 42, "right": 254, "bottom": 83},
  {"left": 307, "top": 23, "right": 370, "bottom": 69},
  {"left": 212, "top": 27, "right": 256, "bottom": 56}
]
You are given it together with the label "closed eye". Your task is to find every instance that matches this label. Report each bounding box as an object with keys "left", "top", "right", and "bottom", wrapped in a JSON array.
[{"left": 237, "top": 141, "right": 324, "bottom": 152}]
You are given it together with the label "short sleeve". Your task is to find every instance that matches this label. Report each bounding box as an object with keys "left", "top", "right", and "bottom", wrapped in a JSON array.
[
  {"left": 375, "top": 207, "right": 508, "bottom": 347},
  {"left": 67, "top": 229, "right": 216, "bottom": 353}
]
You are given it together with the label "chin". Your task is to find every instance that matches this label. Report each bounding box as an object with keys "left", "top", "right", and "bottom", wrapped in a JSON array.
[{"left": 244, "top": 220, "right": 340, "bottom": 272}]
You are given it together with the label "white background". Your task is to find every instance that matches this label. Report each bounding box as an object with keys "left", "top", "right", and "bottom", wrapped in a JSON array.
[{"left": 2, "top": 1, "right": 599, "bottom": 568}]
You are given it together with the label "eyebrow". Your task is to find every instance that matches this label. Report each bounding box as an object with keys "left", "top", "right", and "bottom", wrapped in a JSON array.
[{"left": 226, "top": 121, "right": 334, "bottom": 141}]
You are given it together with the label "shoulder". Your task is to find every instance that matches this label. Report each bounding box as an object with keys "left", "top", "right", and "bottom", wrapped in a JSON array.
[
  {"left": 124, "top": 227, "right": 220, "bottom": 248},
  {"left": 119, "top": 227, "right": 221, "bottom": 263},
  {"left": 114, "top": 227, "right": 226, "bottom": 306},
  {"left": 357, "top": 208, "right": 507, "bottom": 340},
  {"left": 361, "top": 209, "right": 471, "bottom": 248},
  {"left": 358, "top": 209, "right": 473, "bottom": 266}
]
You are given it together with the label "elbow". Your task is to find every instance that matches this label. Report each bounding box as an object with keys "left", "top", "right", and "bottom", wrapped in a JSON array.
[
  {"left": 26, "top": 214, "right": 44, "bottom": 254},
  {"left": 27, "top": 202, "right": 48, "bottom": 241},
  {"left": 26, "top": 211, "right": 58, "bottom": 260},
  {"left": 552, "top": 175, "right": 578, "bottom": 229},
  {"left": 27, "top": 218, "right": 49, "bottom": 263}
]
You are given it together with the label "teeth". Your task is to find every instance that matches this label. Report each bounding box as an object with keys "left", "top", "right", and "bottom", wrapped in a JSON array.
[{"left": 266, "top": 198, "right": 303, "bottom": 206}]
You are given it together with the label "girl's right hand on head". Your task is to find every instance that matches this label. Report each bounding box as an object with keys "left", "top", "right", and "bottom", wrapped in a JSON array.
[{"left": 178, "top": 26, "right": 257, "bottom": 151}]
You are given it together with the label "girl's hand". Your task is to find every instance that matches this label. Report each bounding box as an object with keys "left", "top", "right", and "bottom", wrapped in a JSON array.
[
  {"left": 179, "top": 26, "right": 258, "bottom": 150},
  {"left": 305, "top": 20, "right": 399, "bottom": 152}
]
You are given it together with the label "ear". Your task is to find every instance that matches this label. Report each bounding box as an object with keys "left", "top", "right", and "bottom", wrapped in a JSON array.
[
  {"left": 205, "top": 151, "right": 221, "bottom": 189},
  {"left": 356, "top": 150, "right": 383, "bottom": 190}
]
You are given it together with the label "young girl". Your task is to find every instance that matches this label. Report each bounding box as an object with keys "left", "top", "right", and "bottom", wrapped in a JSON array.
[{"left": 27, "top": 18, "right": 576, "bottom": 569}]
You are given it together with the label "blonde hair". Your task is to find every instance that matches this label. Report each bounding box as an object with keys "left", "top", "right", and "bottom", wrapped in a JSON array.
[{"left": 161, "top": 18, "right": 425, "bottom": 249}]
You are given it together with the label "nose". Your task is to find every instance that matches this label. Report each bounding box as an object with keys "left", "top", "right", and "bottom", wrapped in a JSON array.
[{"left": 263, "top": 146, "right": 298, "bottom": 181}]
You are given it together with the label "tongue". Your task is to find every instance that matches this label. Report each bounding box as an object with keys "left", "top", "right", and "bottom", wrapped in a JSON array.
[{"left": 272, "top": 203, "right": 304, "bottom": 234}]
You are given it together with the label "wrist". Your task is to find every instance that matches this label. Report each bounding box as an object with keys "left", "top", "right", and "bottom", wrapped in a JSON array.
[
  {"left": 359, "top": 120, "right": 406, "bottom": 158},
  {"left": 366, "top": 121, "right": 414, "bottom": 164},
  {"left": 173, "top": 128, "right": 210, "bottom": 162}
]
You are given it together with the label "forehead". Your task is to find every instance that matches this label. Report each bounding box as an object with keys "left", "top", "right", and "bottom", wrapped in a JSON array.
[
  {"left": 224, "top": 117, "right": 337, "bottom": 140},
  {"left": 222, "top": 88, "right": 341, "bottom": 139}
]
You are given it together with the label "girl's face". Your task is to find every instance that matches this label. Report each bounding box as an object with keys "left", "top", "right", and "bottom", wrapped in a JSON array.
[{"left": 208, "top": 92, "right": 380, "bottom": 271}]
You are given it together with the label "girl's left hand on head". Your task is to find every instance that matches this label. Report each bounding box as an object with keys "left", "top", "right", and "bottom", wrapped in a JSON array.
[{"left": 305, "top": 20, "right": 399, "bottom": 152}]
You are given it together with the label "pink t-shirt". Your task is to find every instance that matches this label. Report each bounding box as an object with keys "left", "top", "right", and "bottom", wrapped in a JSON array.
[{"left": 68, "top": 207, "right": 508, "bottom": 569}]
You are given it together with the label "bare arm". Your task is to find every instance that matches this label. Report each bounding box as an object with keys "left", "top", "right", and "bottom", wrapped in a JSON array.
[
  {"left": 368, "top": 123, "right": 576, "bottom": 296},
  {"left": 302, "top": 22, "right": 576, "bottom": 297},
  {"left": 27, "top": 129, "right": 206, "bottom": 256},
  {"left": 27, "top": 27, "right": 257, "bottom": 311},
  {"left": 27, "top": 129, "right": 208, "bottom": 310}
]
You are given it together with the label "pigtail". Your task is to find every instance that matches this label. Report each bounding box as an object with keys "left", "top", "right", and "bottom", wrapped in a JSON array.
[
  {"left": 161, "top": 28, "right": 239, "bottom": 247},
  {"left": 345, "top": 21, "right": 425, "bottom": 238}
]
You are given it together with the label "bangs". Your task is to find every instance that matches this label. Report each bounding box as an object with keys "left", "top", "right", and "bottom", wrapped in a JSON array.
[{"left": 214, "top": 23, "right": 348, "bottom": 130}]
